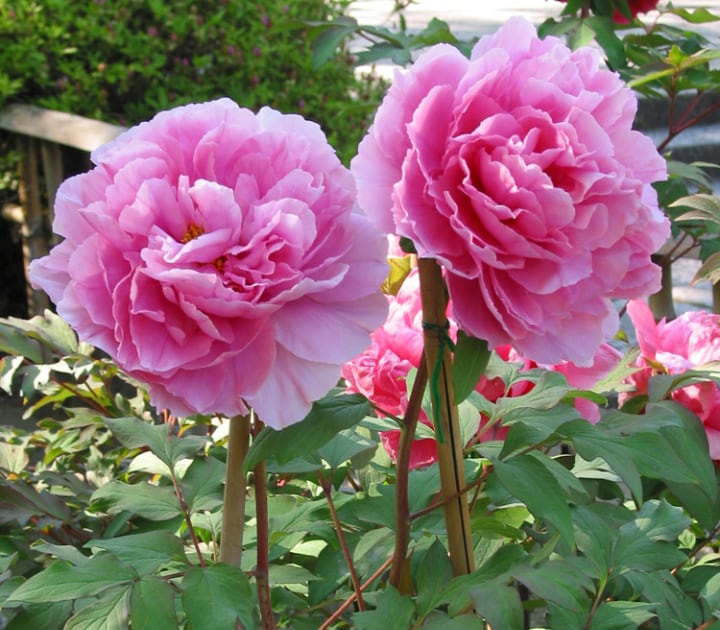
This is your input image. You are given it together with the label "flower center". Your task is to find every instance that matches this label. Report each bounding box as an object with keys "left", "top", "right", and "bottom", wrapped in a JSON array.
[{"left": 181, "top": 222, "right": 205, "bottom": 243}]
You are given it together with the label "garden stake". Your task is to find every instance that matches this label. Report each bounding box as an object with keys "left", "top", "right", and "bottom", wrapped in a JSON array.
[
  {"left": 219, "top": 413, "right": 251, "bottom": 566},
  {"left": 417, "top": 257, "right": 475, "bottom": 576}
]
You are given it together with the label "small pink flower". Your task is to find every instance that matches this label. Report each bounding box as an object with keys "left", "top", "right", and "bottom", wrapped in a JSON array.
[
  {"left": 344, "top": 269, "right": 621, "bottom": 467},
  {"left": 30, "top": 99, "right": 388, "bottom": 428},
  {"left": 622, "top": 300, "right": 720, "bottom": 459},
  {"left": 352, "top": 17, "right": 669, "bottom": 366}
]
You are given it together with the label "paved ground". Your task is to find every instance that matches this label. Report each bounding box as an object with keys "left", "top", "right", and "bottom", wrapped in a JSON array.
[{"left": 349, "top": 0, "right": 720, "bottom": 41}]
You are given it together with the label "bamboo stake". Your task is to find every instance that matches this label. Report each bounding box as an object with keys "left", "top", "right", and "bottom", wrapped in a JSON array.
[
  {"left": 219, "top": 414, "right": 251, "bottom": 566},
  {"left": 417, "top": 257, "right": 475, "bottom": 576}
]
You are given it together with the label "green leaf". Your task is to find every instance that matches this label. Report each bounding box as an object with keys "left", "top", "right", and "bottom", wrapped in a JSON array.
[
  {"left": 493, "top": 454, "right": 575, "bottom": 547},
  {"left": 693, "top": 252, "right": 720, "bottom": 285},
  {"left": 86, "top": 531, "right": 188, "bottom": 576},
  {"left": 672, "top": 193, "right": 720, "bottom": 225},
  {"left": 4, "top": 601, "right": 73, "bottom": 630},
  {"left": 667, "top": 7, "right": 720, "bottom": 23},
  {"left": 513, "top": 558, "right": 594, "bottom": 612},
  {"left": 91, "top": 480, "right": 181, "bottom": 521},
  {"left": 452, "top": 332, "right": 490, "bottom": 405},
  {"left": 64, "top": 585, "right": 130, "bottom": 630},
  {"left": 469, "top": 582, "right": 523, "bottom": 630},
  {"left": 246, "top": 392, "right": 370, "bottom": 469},
  {"left": 103, "top": 417, "right": 207, "bottom": 469},
  {"left": 416, "top": 539, "right": 454, "bottom": 617},
  {"left": 420, "top": 613, "right": 485, "bottom": 630},
  {"left": 0, "top": 325, "right": 43, "bottom": 364},
  {"left": 130, "top": 576, "right": 178, "bottom": 630},
  {"left": 612, "top": 510, "right": 689, "bottom": 574},
  {"left": 0, "top": 311, "right": 78, "bottom": 357},
  {"left": 309, "top": 17, "right": 358, "bottom": 67},
  {"left": 558, "top": 419, "right": 643, "bottom": 502},
  {"left": 408, "top": 18, "right": 458, "bottom": 49},
  {"left": 590, "top": 600, "right": 656, "bottom": 629},
  {"left": 7, "top": 553, "right": 137, "bottom": 603},
  {"left": 700, "top": 572, "right": 720, "bottom": 614},
  {"left": 181, "top": 564, "right": 254, "bottom": 630},
  {"left": 317, "top": 429, "right": 377, "bottom": 470},
  {"left": 352, "top": 585, "right": 415, "bottom": 630},
  {"left": 180, "top": 456, "right": 226, "bottom": 513}
]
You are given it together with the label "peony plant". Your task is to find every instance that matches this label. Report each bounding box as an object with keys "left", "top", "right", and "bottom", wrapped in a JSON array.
[{"left": 1, "top": 3, "right": 720, "bottom": 629}]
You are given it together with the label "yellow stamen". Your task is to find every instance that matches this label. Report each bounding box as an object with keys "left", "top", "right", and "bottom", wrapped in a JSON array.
[{"left": 181, "top": 222, "right": 205, "bottom": 243}]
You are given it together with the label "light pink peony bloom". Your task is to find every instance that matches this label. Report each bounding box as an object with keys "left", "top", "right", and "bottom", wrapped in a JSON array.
[
  {"left": 352, "top": 17, "right": 669, "bottom": 366},
  {"left": 622, "top": 299, "right": 720, "bottom": 459},
  {"left": 343, "top": 269, "right": 621, "bottom": 467},
  {"left": 29, "top": 98, "right": 389, "bottom": 429}
]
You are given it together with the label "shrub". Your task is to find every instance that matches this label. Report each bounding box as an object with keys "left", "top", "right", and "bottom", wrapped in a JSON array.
[{"left": 0, "top": 0, "right": 384, "bottom": 163}]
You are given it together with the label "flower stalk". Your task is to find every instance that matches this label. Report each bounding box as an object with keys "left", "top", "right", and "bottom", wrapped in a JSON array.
[
  {"left": 219, "top": 413, "right": 251, "bottom": 566},
  {"left": 417, "top": 257, "right": 474, "bottom": 576}
]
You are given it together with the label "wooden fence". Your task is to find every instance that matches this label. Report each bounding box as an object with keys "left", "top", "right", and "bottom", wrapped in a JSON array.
[{"left": 0, "top": 104, "right": 125, "bottom": 315}]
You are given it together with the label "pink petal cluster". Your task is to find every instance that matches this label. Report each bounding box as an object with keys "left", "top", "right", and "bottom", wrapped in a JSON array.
[
  {"left": 622, "top": 300, "right": 720, "bottom": 459},
  {"left": 343, "top": 268, "right": 621, "bottom": 468},
  {"left": 351, "top": 17, "right": 669, "bottom": 366},
  {"left": 29, "top": 99, "right": 389, "bottom": 429}
]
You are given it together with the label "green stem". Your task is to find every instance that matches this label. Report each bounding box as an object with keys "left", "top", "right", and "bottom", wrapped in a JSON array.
[{"left": 220, "top": 414, "right": 251, "bottom": 566}]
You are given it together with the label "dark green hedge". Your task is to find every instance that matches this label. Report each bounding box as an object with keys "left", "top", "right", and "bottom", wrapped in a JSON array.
[{"left": 0, "top": 0, "right": 384, "bottom": 163}]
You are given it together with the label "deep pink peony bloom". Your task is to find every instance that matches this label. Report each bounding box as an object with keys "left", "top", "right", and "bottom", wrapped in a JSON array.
[
  {"left": 556, "top": 0, "right": 660, "bottom": 23},
  {"left": 352, "top": 17, "right": 669, "bottom": 366},
  {"left": 622, "top": 300, "right": 720, "bottom": 459},
  {"left": 29, "top": 99, "right": 389, "bottom": 429},
  {"left": 343, "top": 268, "right": 621, "bottom": 467}
]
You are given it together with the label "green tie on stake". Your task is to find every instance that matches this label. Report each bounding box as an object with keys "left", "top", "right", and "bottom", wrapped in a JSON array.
[{"left": 417, "top": 258, "right": 475, "bottom": 577}]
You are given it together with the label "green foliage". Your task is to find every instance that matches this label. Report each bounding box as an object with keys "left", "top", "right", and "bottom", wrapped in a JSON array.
[
  {"left": 0, "top": 0, "right": 386, "bottom": 164},
  {"left": 0, "top": 311, "right": 719, "bottom": 627}
]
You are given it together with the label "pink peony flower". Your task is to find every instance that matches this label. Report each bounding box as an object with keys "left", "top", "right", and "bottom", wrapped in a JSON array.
[
  {"left": 343, "top": 269, "right": 621, "bottom": 467},
  {"left": 556, "top": 0, "right": 660, "bottom": 23},
  {"left": 351, "top": 17, "right": 669, "bottom": 366},
  {"left": 622, "top": 299, "right": 720, "bottom": 459},
  {"left": 29, "top": 98, "right": 389, "bottom": 429}
]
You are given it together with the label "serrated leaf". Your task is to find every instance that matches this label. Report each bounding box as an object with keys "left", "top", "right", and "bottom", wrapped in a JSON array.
[
  {"left": 7, "top": 553, "right": 137, "bottom": 603},
  {"left": 493, "top": 454, "right": 575, "bottom": 547},
  {"left": 246, "top": 392, "right": 370, "bottom": 469},
  {"left": 453, "top": 331, "right": 490, "bottom": 404},
  {"left": 130, "top": 576, "right": 177, "bottom": 630},
  {"left": 181, "top": 564, "right": 254, "bottom": 630}
]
